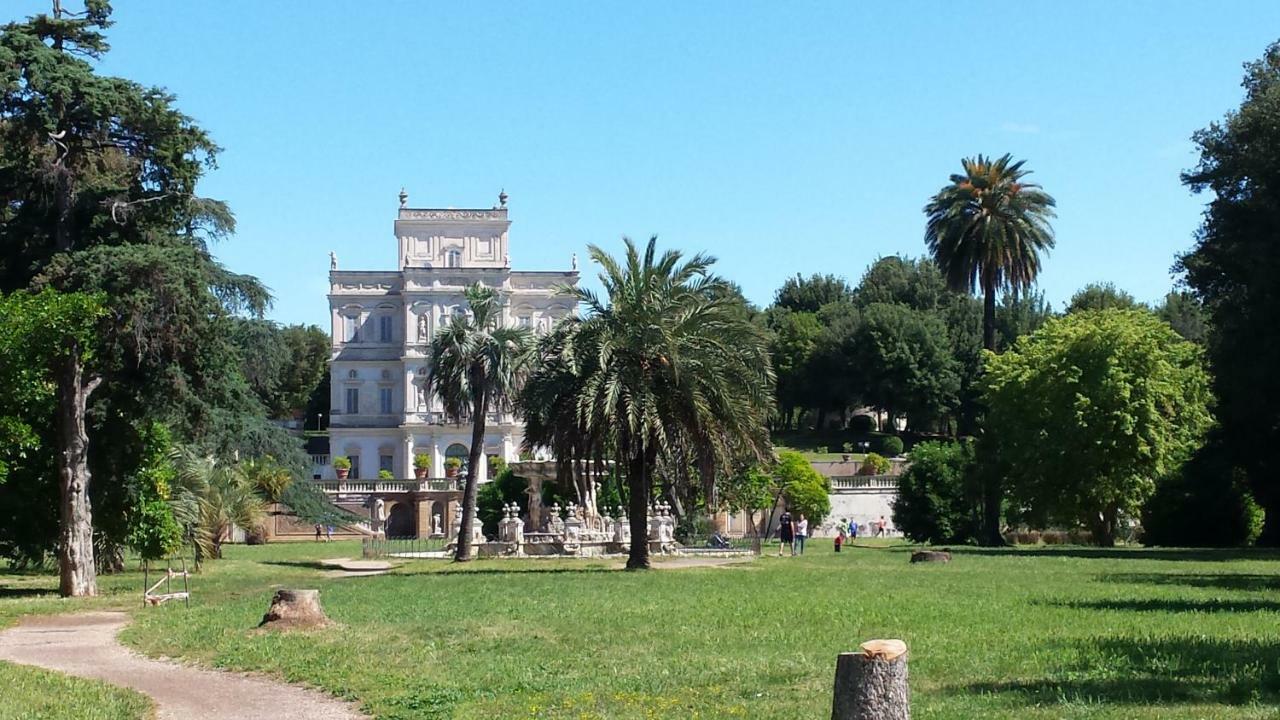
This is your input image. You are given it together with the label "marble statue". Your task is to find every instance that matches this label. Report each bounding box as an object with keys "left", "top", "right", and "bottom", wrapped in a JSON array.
[
  {"left": 417, "top": 313, "right": 429, "bottom": 341},
  {"left": 432, "top": 513, "right": 442, "bottom": 536},
  {"left": 329, "top": 251, "right": 337, "bottom": 270},
  {"left": 571, "top": 252, "right": 578, "bottom": 271}
]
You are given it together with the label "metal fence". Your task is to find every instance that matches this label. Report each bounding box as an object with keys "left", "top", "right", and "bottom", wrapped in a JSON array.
[{"left": 363, "top": 535, "right": 449, "bottom": 558}]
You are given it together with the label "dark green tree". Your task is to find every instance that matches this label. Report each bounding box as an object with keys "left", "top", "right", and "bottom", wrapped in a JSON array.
[
  {"left": 892, "top": 440, "right": 980, "bottom": 544},
  {"left": 773, "top": 273, "right": 852, "bottom": 313},
  {"left": 1156, "top": 290, "right": 1209, "bottom": 345},
  {"left": 1178, "top": 40, "right": 1280, "bottom": 543},
  {"left": 230, "top": 320, "right": 330, "bottom": 419},
  {"left": 847, "top": 303, "right": 960, "bottom": 432},
  {"left": 1066, "top": 282, "right": 1142, "bottom": 314}
]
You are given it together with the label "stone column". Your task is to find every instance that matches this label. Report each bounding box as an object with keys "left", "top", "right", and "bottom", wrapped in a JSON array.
[
  {"left": 415, "top": 497, "right": 432, "bottom": 538},
  {"left": 432, "top": 438, "right": 444, "bottom": 478},
  {"left": 403, "top": 434, "right": 414, "bottom": 480}
]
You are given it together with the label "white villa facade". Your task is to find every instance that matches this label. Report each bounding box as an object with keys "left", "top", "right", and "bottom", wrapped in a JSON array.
[{"left": 324, "top": 193, "right": 578, "bottom": 482}]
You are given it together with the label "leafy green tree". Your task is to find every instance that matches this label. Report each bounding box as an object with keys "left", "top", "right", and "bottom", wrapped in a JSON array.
[
  {"left": 1156, "top": 291, "right": 1209, "bottom": 345},
  {"left": 765, "top": 308, "right": 824, "bottom": 429},
  {"left": 0, "top": 289, "right": 104, "bottom": 589},
  {"left": 0, "top": 5, "right": 291, "bottom": 588},
  {"left": 983, "top": 310, "right": 1213, "bottom": 546},
  {"left": 124, "top": 424, "right": 183, "bottom": 562},
  {"left": 852, "top": 256, "right": 949, "bottom": 311},
  {"left": 924, "top": 154, "right": 1056, "bottom": 543},
  {"left": 720, "top": 465, "right": 777, "bottom": 536},
  {"left": 774, "top": 273, "right": 852, "bottom": 313},
  {"left": 531, "top": 237, "right": 775, "bottom": 569},
  {"left": 892, "top": 441, "right": 980, "bottom": 544},
  {"left": 1066, "top": 282, "right": 1142, "bottom": 314},
  {"left": 848, "top": 303, "right": 960, "bottom": 432},
  {"left": 231, "top": 320, "right": 330, "bottom": 419},
  {"left": 1178, "top": 40, "right": 1280, "bottom": 543},
  {"left": 428, "top": 283, "right": 533, "bottom": 562},
  {"left": 775, "top": 451, "right": 830, "bottom": 523}
]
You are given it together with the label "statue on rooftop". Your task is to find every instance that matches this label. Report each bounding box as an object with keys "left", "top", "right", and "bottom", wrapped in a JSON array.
[{"left": 329, "top": 251, "right": 337, "bottom": 271}]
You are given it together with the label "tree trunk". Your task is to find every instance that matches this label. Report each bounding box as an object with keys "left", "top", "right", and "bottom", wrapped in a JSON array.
[
  {"left": 56, "top": 354, "right": 100, "bottom": 597},
  {"left": 626, "top": 442, "right": 653, "bottom": 570},
  {"left": 831, "top": 639, "right": 910, "bottom": 720},
  {"left": 454, "top": 382, "right": 488, "bottom": 562},
  {"left": 982, "top": 284, "right": 997, "bottom": 352}
]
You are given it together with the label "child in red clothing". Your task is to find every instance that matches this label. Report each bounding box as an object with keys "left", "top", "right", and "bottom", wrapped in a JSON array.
[{"left": 834, "top": 529, "right": 845, "bottom": 553}]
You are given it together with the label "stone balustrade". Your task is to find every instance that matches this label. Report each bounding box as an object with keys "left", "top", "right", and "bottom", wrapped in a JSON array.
[
  {"left": 829, "top": 474, "right": 900, "bottom": 492},
  {"left": 311, "top": 478, "right": 459, "bottom": 494}
]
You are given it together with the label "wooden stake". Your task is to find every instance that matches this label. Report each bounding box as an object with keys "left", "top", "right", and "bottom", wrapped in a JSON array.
[{"left": 832, "top": 639, "right": 909, "bottom": 720}]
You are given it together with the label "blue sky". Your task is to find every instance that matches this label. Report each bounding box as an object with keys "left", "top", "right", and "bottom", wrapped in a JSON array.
[{"left": 11, "top": 2, "right": 1280, "bottom": 326}]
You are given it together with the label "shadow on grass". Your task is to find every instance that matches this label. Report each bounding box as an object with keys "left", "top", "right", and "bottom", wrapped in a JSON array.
[
  {"left": 1047, "top": 598, "right": 1280, "bottom": 613},
  {"left": 423, "top": 566, "right": 616, "bottom": 576},
  {"left": 0, "top": 586, "right": 54, "bottom": 598},
  {"left": 958, "top": 636, "right": 1280, "bottom": 707},
  {"left": 952, "top": 546, "right": 1280, "bottom": 562},
  {"left": 1098, "top": 573, "right": 1280, "bottom": 592}
]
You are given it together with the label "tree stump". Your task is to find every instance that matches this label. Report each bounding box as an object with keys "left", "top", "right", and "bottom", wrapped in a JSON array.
[
  {"left": 909, "top": 550, "right": 951, "bottom": 564},
  {"left": 258, "top": 589, "right": 330, "bottom": 629},
  {"left": 832, "top": 639, "right": 909, "bottom": 720}
]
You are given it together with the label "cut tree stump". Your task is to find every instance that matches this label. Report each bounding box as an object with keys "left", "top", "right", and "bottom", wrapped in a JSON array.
[
  {"left": 909, "top": 550, "right": 951, "bottom": 564},
  {"left": 258, "top": 589, "right": 330, "bottom": 629},
  {"left": 831, "top": 639, "right": 910, "bottom": 720}
]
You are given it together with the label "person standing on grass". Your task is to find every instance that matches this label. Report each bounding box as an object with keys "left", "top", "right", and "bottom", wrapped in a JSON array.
[
  {"left": 834, "top": 527, "right": 845, "bottom": 553},
  {"left": 314, "top": 524, "right": 323, "bottom": 542},
  {"left": 326, "top": 525, "right": 334, "bottom": 542},
  {"left": 778, "top": 511, "right": 794, "bottom": 556},
  {"left": 794, "top": 514, "right": 809, "bottom": 554},
  {"left": 876, "top": 516, "right": 887, "bottom": 537},
  {"left": 849, "top": 518, "right": 858, "bottom": 540}
]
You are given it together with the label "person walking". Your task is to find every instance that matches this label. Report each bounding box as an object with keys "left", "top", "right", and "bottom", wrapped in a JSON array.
[
  {"left": 794, "top": 514, "right": 809, "bottom": 555},
  {"left": 876, "top": 515, "right": 887, "bottom": 538},
  {"left": 778, "top": 511, "right": 794, "bottom": 556},
  {"left": 325, "top": 525, "right": 334, "bottom": 542},
  {"left": 849, "top": 518, "right": 859, "bottom": 540},
  {"left": 314, "top": 524, "right": 323, "bottom": 542}
]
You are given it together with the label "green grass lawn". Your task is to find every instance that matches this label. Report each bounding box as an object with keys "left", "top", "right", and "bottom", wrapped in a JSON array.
[{"left": 3, "top": 540, "right": 1280, "bottom": 719}]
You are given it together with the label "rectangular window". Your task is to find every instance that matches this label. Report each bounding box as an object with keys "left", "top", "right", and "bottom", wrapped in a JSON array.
[
  {"left": 379, "top": 387, "right": 393, "bottom": 414},
  {"left": 347, "top": 455, "right": 360, "bottom": 480},
  {"left": 344, "top": 315, "right": 359, "bottom": 343},
  {"left": 379, "top": 454, "right": 393, "bottom": 474},
  {"left": 345, "top": 388, "right": 359, "bottom": 414},
  {"left": 379, "top": 316, "right": 392, "bottom": 342}
]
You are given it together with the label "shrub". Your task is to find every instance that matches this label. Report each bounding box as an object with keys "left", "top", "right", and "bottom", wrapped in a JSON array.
[
  {"left": 413, "top": 453, "right": 431, "bottom": 470},
  {"left": 1142, "top": 440, "right": 1264, "bottom": 547},
  {"left": 815, "top": 445, "right": 828, "bottom": 455},
  {"left": 880, "top": 436, "right": 904, "bottom": 456},
  {"left": 378, "top": 469, "right": 394, "bottom": 480},
  {"left": 332, "top": 456, "right": 351, "bottom": 470},
  {"left": 478, "top": 466, "right": 526, "bottom": 536},
  {"left": 444, "top": 457, "right": 463, "bottom": 471},
  {"left": 891, "top": 441, "right": 980, "bottom": 544},
  {"left": 859, "top": 453, "right": 892, "bottom": 475},
  {"left": 849, "top": 415, "right": 875, "bottom": 434}
]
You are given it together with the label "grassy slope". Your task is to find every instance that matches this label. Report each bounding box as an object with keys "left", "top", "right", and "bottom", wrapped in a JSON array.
[{"left": 4, "top": 541, "right": 1280, "bottom": 719}]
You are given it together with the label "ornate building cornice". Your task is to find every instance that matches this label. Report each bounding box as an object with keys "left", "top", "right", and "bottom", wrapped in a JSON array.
[{"left": 397, "top": 208, "right": 508, "bottom": 221}]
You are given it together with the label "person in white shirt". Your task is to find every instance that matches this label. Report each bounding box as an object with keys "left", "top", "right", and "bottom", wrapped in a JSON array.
[{"left": 794, "top": 514, "right": 809, "bottom": 555}]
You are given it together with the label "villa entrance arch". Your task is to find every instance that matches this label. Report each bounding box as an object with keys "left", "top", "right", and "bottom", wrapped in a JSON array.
[{"left": 385, "top": 502, "right": 416, "bottom": 538}]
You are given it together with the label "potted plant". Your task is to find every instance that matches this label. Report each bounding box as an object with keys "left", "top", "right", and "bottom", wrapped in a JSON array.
[
  {"left": 332, "top": 455, "right": 351, "bottom": 479},
  {"left": 444, "top": 456, "right": 462, "bottom": 479},
  {"left": 378, "top": 469, "right": 394, "bottom": 481},
  {"left": 413, "top": 452, "right": 431, "bottom": 479}
]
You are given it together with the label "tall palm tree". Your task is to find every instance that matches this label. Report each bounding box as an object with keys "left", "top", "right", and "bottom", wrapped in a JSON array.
[
  {"left": 924, "top": 153, "right": 1056, "bottom": 351},
  {"left": 537, "top": 236, "right": 774, "bottom": 569},
  {"left": 925, "top": 153, "right": 1055, "bottom": 545},
  {"left": 428, "top": 283, "right": 533, "bottom": 561}
]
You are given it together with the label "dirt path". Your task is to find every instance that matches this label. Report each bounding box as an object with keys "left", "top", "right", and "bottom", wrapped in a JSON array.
[{"left": 0, "top": 611, "right": 366, "bottom": 720}]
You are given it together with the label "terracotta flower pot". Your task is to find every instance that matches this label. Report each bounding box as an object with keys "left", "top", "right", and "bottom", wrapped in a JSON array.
[
  {"left": 336, "top": 468, "right": 349, "bottom": 480},
  {"left": 414, "top": 467, "right": 427, "bottom": 480}
]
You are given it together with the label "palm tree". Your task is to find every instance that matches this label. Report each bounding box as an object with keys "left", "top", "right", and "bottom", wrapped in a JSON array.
[
  {"left": 924, "top": 153, "right": 1056, "bottom": 351},
  {"left": 428, "top": 283, "right": 533, "bottom": 561},
  {"left": 537, "top": 236, "right": 774, "bottom": 569},
  {"left": 169, "top": 447, "right": 266, "bottom": 566},
  {"left": 925, "top": 154, "right": 1055, "bottom": 546}
]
